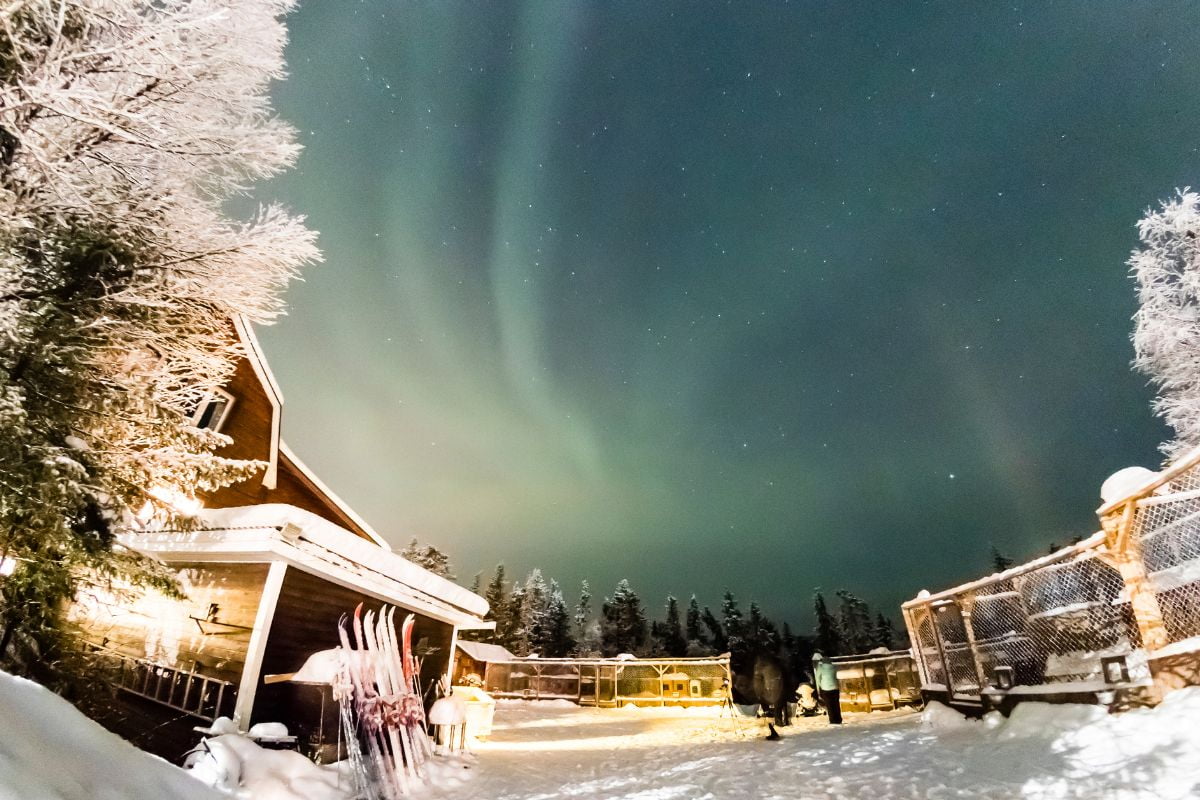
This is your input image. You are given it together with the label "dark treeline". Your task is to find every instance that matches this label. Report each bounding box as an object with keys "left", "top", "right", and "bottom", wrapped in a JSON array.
[{"left": 468, "top": 564, "right": 908, "bottom": 680}]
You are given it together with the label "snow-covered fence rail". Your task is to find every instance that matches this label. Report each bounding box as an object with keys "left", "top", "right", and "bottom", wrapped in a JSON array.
[
  {"left": 904, "top": 446, "right": 1200, "bottom": 711},
  {"left": 483, "top": 656, "right": 731, "bottom": 707}
]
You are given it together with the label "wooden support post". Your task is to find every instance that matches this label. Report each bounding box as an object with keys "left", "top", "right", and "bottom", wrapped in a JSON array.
[
  {"left": 1106, "top": 500, "right": 1170, "bottom": 699},
  {"left": 929, "top": 604, "right": 952, "bottom": 693},
  {"left": 444, "top": 626, "right": 459, "bottom": 690},
  {"left": 233, "top": 561, "right": 287, "bottom": 728},
  {"left": 958, "top": 595, "right": 989, "bottom": 695}
]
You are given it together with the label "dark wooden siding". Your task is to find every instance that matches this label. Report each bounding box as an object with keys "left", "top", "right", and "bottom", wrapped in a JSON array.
[
  {"left": 251, "top": 566, "right": 454, "bottom": 752},
  {"left": 71, "top": 562, "right": 269, "bottom": 683},
  {"left": 200, "top": 358, "right": 378, "bottom": 544}
]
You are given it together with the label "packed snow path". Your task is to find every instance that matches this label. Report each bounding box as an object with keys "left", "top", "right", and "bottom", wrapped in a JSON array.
[{"left": 423, "top": 696, "right": 1200, "bottom": 800}]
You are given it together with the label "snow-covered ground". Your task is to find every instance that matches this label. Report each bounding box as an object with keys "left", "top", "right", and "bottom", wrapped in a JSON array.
[
  {"left": 423, "top": 695, "right": 1200, "bottom": 800},
  {"left": 5, "top": 668, "right": 1200, "bottom": 800}
]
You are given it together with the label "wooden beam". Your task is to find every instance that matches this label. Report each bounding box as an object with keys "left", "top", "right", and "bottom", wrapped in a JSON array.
[
  {"left": 445, "top": 626, "right": 459, "bottom": 689},
  {"left": 233, "top": 561, "right": 287, "bottom": 728}
]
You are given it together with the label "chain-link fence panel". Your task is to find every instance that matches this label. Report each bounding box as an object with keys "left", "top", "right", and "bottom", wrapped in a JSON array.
[
  {"left": 905, "top": 541, "right": 1145, "bottom": 700},
  {"left": 1132, "top": 473, "right": 1200, "bottom": 647},
  {"left": 482, "top": 657, "right": 729, "bottom": 706}
]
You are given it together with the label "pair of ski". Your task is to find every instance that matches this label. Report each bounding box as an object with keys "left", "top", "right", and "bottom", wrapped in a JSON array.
[{"left": 337, "top": 603, "right": 432, "bottom": 798}]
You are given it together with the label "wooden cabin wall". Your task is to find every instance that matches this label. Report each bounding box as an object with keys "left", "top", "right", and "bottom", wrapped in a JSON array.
[
  {"left": 202, "top": 358, "right": 273, "bottom": 507},
  {"left": 453, "top": 653, "right": 483, "bottom": 684},
  {"left": 251, "top": 566, "right": 454, "bottom": 750},
  {"left": 199, "top": 359, "right": 376, "bottom": 543},
  {"left": 69, "top": 562, "right": 269, "bottom": 684}
]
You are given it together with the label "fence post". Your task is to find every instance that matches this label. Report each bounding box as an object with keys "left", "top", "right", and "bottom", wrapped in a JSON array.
[{"left": 1104, "top": 502, "right": 1170, "bottom": 656}]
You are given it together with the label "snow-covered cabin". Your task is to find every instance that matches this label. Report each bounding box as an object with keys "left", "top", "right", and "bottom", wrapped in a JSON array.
[
  {"left": 70, "top": 316, "right": 489, "bottom": 759},
  {"left": 451, "top": 640, "right": 516, "bottom": 685}
]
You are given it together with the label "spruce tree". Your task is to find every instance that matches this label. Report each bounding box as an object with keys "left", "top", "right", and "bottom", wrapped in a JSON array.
[
  {"left": 663, "top": 596, "right": 688, "bottom": 657},
  {"left": 482, "top": 565, "right": 508, "bottom": 646},
  {"left": 872, "top": 613, "right": 897, "bottom": 650},
  {"left": 399, "top": 538, "right": 455, "bottom": 580},
  {"left": 813, "top": 591, "right": 842, "bottom": 656},
  {"left": 685, "top": 595, "right": 705, "bottom": 645},
  {"left": 837, "top": 590, "right": 873, "bottom": 654},
  {"left": 989, "top": 545, "right": 1014, "bottom": 573},
  {"left": 536, "top": 580, "right": 575, "bottom": 657},
  {"left": 701, "top": 606, "right": 727, "bottom": 652},
  {"left": 745, "top": 601, "right": 780, "bottom": 654},
  {"left": 599, "top": 579, "right": 648, "bottom": 656},
  {"left": 505, "top": 580, "right": 529, "bottom": 655},
  {"left": 721, "top": 590, "right": 745, "bottom": 655},
  {"left": 574, "top": 579, "right": 592, "bottom": 644}
]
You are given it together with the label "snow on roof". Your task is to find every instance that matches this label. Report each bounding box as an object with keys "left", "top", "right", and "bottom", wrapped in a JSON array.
[
  {"left": 278, "top": 441, "right": 390, "bottom": 549},
  {"left": 125, "top": 503, "right": 488, "bottom": 626},
  {"left": 456, "top": 640, "right": 515, "bottom": 663}
]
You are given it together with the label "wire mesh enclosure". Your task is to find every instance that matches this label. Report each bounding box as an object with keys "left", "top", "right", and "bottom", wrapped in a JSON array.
[
  {"left": 903, "top": 447, "right": 1200, "bottom": 709},
  {"left": 828, "top": 651, "right": 921, "bottom": 712},
  {"left": 483, "top": 656, "right": 731, "bottom": 707}
]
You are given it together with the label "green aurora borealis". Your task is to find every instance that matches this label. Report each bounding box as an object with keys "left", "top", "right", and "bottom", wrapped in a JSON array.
[{"left": 255, "top": 1, "right": 1200, "bottom": 625}]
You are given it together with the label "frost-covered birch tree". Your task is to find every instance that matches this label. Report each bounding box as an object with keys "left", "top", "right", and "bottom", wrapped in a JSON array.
[
  {"left": 0, "top": 0, "right": 317, "bottom": 671},
  {"left": 1130, "top": 190, "right": 1200, "bottom": 458}
]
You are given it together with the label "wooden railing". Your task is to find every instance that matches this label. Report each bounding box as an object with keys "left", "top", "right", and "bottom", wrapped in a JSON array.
[{"left": 103, "top": 651, "right": 236, "bottom": 723}]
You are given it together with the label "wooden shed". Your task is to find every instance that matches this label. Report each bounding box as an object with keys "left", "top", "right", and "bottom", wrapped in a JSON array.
[
  {"left": 69, "top": 316, "right": 489, "bottom": 759},
  {"left": 452, "top": 640, "right": 516, "bottom": 685}
]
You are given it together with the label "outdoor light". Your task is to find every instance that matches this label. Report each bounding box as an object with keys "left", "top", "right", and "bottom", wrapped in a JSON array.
[
  {"left": 993, "top": 665, "right": 1014, "bottom": 690},
  {"left": 1101, "top": 655, "right": 1129, "bottom": 684},
  {"left": 280, "top": 522, "right": 303, "bottom": 544}
]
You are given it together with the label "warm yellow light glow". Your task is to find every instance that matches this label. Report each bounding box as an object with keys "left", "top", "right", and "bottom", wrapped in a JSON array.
[{"left": 147, "top": 486, "right": 204, "bottom": 517}]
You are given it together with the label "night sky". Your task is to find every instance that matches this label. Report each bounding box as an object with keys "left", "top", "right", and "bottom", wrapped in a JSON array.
[{"left": 253, "top": 1, "right": 1200, "bottom": 628}]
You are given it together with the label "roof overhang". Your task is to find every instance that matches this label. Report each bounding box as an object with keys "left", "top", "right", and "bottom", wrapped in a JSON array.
[{"left": 120, "top": 504, "right": 488, "bottom": 628}]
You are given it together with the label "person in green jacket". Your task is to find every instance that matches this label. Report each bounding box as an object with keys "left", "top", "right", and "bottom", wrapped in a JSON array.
[{"left": 812, "top": 652, "right": 842, "bottom": 724}]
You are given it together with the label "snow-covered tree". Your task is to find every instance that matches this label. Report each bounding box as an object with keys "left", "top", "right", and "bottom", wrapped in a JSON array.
[
  {"left": 871, "top": 613, "right": 897, "bottom": 650},
  {"left": 573, "top": 579, "right": 591, "bottom": 649},
  {"left": 685, "top": 595, "right": 705, "bottom": 645},
  {"left": 481, "top": 565, "right": 507, "bottom": 645},
  {"left": 700, "top": 605, "right": 726, "bottom": 652},
  {"left": 1130, "top": 190, "right": 1200, "bottom": 457},
  {"left": 599, "top": 579, "right": 647, "bottom": 656},
  {"left": 837, "top": 590, "right": 873, "bottom": 654},
  {"left": 533, "top": 580, "right": 574, "bottom": 657},
  {"left": 720, "top": 590, "right": 745, "bottom": 655},
  {"left": 503, "top": 580, "right": 529, "bottom": 655},
  {"left": 399, "top": 538, "right": 455, "bottom": 580},
  {"left": 0, "top": 0, "right": 316, "bottom": 671}
]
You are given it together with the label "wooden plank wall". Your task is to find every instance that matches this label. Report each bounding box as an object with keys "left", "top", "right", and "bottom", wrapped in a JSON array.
[
  {"left": 252, "top": 566, "right": 454, "bottom": 753},
  {"left": 203, "top": 358, "right": 273, "bottom": 506},
  {"left": 70, "top": 562, "right": 269, "bottom": 684},
  {"left": 200, "top": 358, "right": 377, "bottom": 543}
]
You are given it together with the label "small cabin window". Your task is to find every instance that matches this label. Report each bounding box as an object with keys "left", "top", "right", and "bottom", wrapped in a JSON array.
[{"left": 190, "top": 388, "right": 235, "bottom": 433}]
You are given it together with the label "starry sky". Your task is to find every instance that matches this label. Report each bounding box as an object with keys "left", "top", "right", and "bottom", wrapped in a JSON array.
[{"left": 253, "top": 1, "right": 1200, "bottom": 629}]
